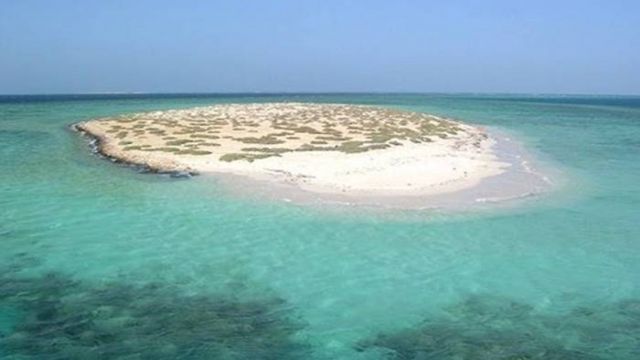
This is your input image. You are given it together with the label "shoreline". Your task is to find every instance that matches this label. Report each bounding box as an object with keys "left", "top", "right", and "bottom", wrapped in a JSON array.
[
  {"left": 72, "top": 123, "right": 196, "bottom": 178},
  {"left": 203, "top": 128, "right": 555, "bottom": 211},
  {"left": 72, "top": 103, "right": 554, "bottom": 210}
]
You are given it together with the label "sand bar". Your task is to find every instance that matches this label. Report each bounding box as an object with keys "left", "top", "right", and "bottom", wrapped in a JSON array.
[{"left": 73, "top": 103, "right": 550, "bottom": 206}]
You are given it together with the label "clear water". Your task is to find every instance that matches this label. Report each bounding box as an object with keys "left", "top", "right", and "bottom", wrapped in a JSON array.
[{"left": 1, "top": 94, "right": 639, "bottom": 359}]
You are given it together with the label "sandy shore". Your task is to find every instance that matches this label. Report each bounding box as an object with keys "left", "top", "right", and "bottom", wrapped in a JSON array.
[
  {"left": 74, "top": 103, "right": 539, "bottom": 203},
  {"left": 210, "top": 129, "right": 555, "bottom": 211}
]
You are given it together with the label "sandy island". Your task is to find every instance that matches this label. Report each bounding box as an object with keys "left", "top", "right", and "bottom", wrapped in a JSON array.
[{"left": 74, "top": 103, "right": 552, "bottom": 208}]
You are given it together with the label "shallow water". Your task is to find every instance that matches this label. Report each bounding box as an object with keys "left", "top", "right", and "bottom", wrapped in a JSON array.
[{"left": 1, "top": 94, "right": 639, "bottom": 359}]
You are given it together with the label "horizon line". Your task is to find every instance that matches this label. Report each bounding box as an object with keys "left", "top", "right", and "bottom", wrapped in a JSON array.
[{"left": 1, "top": 91, "right": 640, "bottom": 97}]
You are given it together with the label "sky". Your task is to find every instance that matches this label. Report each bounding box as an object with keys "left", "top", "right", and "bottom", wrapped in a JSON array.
[{"left": 0, "top": 0, "right": 639, "bottom": 95}]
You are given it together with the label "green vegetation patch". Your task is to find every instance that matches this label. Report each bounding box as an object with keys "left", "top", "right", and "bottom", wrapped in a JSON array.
[
  {"left": 144, "top": 147, "right": 181, "bottom": 153},
  {"left": 175, "top": 149, "right": 212, "bottom": 155},
  {"left": 220, "top": 153, "right": 276, "bottom": 162},
  {"left": 189, "top": 134, "right": 220, "bottom": 140},
  {"left": 234, "top": 135, "right": 286, "bottom": 145},
  {"left": 241, "top": 147, "right": 292, "bottom": 154}
]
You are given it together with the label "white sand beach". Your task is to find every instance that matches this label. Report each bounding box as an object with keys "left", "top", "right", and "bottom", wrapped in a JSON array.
[{"left": 74, "top": 103, "right": 513, "bottom": 199}]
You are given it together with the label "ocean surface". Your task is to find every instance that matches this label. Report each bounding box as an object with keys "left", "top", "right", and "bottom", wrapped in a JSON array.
[{"left": 0, "top": 93, "right": 639, "bottom": 359}]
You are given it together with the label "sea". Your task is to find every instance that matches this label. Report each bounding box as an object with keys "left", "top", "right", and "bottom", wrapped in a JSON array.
[{"left": 0, "top": 93, "right": 639, "bottom": 359}]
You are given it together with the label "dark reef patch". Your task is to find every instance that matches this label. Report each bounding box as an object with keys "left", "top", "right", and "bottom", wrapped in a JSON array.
[
  {"left": 356, "top": 294, "right": 640, "bottom": 359},
  {"left": 0, "top": 270, "right": 308, "bottom": 359}
]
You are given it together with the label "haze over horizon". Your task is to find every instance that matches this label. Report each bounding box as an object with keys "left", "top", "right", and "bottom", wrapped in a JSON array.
[{"left": 1, "top": 0, "right": 638, "bottom": 95}]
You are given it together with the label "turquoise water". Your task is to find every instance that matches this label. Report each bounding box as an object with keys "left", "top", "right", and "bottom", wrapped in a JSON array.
[{"left": 1, "top": 94, "right": 639, "bottom": 359}]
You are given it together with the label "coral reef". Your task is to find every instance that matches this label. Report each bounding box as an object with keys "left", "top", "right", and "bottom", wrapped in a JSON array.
[
  {"left": 356, "top": 294, "right": 640, "bottom": 359},
  {"left": 0, "top": 270, "right": 308, "bottom": 359}
]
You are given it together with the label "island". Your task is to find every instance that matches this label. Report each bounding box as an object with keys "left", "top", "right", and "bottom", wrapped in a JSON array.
[{"left": 74, "top": 103, "right": 514, "bottom": 200}]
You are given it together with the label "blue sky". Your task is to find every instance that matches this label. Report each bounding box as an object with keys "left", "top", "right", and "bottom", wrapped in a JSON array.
[{"left": 1, "top": 0, "right": 638, "bottom": 94}]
